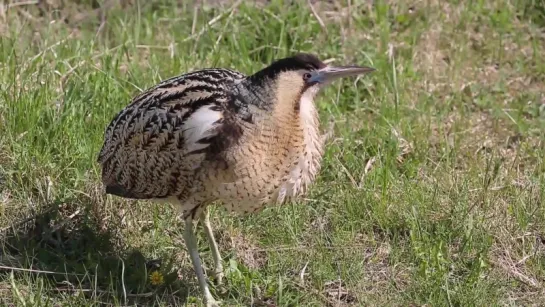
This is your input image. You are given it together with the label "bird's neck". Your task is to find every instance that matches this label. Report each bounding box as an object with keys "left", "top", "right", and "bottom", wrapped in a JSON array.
[
  {"left": 231, "top": 77, "right": 323, "bottom": 184},
  {"left": 232, "top": 77, "right": 320, "bottom": 128},
  {"left": 232, "top": 78, "right": 276, "bottom": 111}
]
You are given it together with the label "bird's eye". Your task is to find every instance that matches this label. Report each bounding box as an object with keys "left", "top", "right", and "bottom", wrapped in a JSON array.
[{"left": 303, "top": 73, "right": 312, "bottom": 81}]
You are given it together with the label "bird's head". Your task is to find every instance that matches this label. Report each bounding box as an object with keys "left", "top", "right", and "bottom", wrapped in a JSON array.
[{"left": 246, "top": 53, "right": 375, "bottom": 109}]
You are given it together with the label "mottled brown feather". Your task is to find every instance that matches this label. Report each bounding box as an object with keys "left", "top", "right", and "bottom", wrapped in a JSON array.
[
  {"left": 99, "top": 56, "right": 325, "bottom": 218},
  {"left": 98, "top": 69, "right": 246, "bottom": 200}
]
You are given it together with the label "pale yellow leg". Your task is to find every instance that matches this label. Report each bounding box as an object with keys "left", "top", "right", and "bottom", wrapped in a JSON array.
[
  {"left": 200, "top": 208, "right": 224, "bottom": 284},
  {"left": 183, "top": 215, "right": 220, "bottom": 307}
]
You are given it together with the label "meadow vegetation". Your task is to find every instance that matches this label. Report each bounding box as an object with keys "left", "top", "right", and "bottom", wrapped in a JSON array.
[{"left": 0, "top": 0, "right": 544, "bottom": 305}]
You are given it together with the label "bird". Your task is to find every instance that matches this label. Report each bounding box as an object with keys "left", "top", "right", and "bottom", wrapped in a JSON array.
[{"left": 97, "top": 53, "right": 374, "bottom": 306}]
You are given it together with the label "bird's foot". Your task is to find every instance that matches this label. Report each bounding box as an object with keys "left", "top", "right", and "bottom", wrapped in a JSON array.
[
  {"left": 213, "top": 268, "right": 224, "bottom": 285},
  {"left": 206, "top": 264, "right": 224, "bottom": 285},
  {"left": 204, "top": 295, "right": 221, "bottom": 307}
]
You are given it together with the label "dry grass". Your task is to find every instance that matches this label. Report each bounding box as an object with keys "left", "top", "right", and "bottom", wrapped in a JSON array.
[{"left": 0, "top": 0, "right": 544, "bottom": 306}]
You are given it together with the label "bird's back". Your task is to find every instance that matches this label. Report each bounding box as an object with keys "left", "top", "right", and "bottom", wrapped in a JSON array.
[{"left": 98, "top": 68, "right": 246, "bottom": 200}]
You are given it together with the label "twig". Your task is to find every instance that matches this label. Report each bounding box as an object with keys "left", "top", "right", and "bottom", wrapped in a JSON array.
[
  {"left": 0, "top": 265, "right": 86, "bottom": 277},
  {"left": 213, "top": 4, "right": 238, "bottom": 51},
  {"left": 136, "top": 45, "right": 171, "bottom": 50},
  {"left": 336, "top": 156, "right": 359, "bottom": 188},
  {"left": 299, "top": 261, "right": 309, "bottom": 286},
  {"left": 95, "top": 8, "right": 107, "bottom": 39},
  {"left": 468, "top": 186, "right": 507, "bottom": 192},
  {"left": 0, "top": 215, "right": 38, "bottom": 233},
  {"left": 58, "top": 43, "right": 124, "bottom": 91},
  {"left": 54, "top": 287, "right": 154, "bottom": 297},
  {"left": 257, "top": 243, "right": 369, "bottom": 253},
  {"left": 308, "top": 0, "right": 327, "bottom": 34},
  {"left": 58, "top": 60, "right": 86, "bottom": 93},
  {"left": 7, "top": 0, "right": 38, "bottom": 8},
  {"left": 292, "top": 280, "right": 337, "bottom": 306},
  {"left": 302, "top": 198, "right": 337, "bottom": 206},
  {"left": 191, "top": 5, "right": 199, "bottom": 35},
  {"left": 90, "top": 63, "right": 142, "bottom": 93},
  {"left": 0, "top": 206, "right": 57, "bottom": 233},
  {"left": 16, "top": 7, "right": 37, "bottom": 22},
  {"left": 364, "top": 157, "right": 376, "bottom": 174},
  {"left": 1, "top": 285, "right": 153, "bottom": 297},
  {"left": 347, "top": 0, "right": 353, "bottom": 33},
  {"left": 181, "top": 0, "right": 242, "bottom": 43},
  {"left": 49, "top": 209, "right": 81, "bottom": 233},
  {"left": 516, "top": 254, "right": 534, "bottom": 266},
  {"left": 120, "top": 257, "right": 127, "bottom": 305},
  {"left": 321, "top": 120, "right": 335, "bottom": 144},
  {"left": 492, "top": 259, "right": 541, "bottom": 289},
  {"left": 359, "top": 156, "right": 376, "bottom": 185},
  {"left": 30, "top": 33, "right": 75, "bottom": 62}
]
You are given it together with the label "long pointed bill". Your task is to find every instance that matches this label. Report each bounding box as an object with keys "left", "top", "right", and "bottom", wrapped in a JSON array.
[{"left": 310, "top": 65, "right": 375, "bottom": 84}]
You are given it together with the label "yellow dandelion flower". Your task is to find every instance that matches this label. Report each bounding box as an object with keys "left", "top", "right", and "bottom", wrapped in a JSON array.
[{"left": 149, "top": 271, "right": 164, "bottom": 286}]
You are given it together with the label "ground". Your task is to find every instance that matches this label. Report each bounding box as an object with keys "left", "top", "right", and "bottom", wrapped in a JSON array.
[{"left": 0, "top": 0, "right": 544, "bottom": 306}]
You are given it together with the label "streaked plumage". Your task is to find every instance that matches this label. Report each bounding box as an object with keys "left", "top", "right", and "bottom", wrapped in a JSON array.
[
  {"left": 98, "top": 53, "right": 374, "bottom": 306},
  {"left": 98, "top": 69, "right": 246, "bottom": 206}
]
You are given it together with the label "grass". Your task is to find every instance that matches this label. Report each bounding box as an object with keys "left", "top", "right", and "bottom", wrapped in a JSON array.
[{"left": 0, "top": 0, "right": 544, "bottom": 305}]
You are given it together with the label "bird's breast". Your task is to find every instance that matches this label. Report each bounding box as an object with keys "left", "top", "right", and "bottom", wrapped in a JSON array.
[
  {"left": 213, "top": 92, "right": 324, "bottom": 213},
  {"left": 273, "top": 90, "right": 324, "bottom": 204}
]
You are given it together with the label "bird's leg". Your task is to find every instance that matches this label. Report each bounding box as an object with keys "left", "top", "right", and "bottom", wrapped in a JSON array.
[
  {"left": 200, "top": 208, "right": 224, "bottom": 284},
  {"left": 183, "top": 216, "right": 220, "bottom": 307}
]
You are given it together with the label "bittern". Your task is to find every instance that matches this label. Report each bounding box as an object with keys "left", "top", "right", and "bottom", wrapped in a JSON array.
[{"left": 98, "top": 53, "right": 374, "bottom": 306}]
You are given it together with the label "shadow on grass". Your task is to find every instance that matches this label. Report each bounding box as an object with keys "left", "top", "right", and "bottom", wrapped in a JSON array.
[{"left": 0, "top": 198, "right": 190, "bottom": 305}]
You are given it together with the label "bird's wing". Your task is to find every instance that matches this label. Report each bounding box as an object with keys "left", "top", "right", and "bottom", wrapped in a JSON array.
[{"left": 98, "top": 69, "right": 245, "bottom": 199}]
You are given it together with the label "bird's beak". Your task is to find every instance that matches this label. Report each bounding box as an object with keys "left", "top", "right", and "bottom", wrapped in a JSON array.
[{"left": 311, "top": 65, "right": 376, "bottom": 84}]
